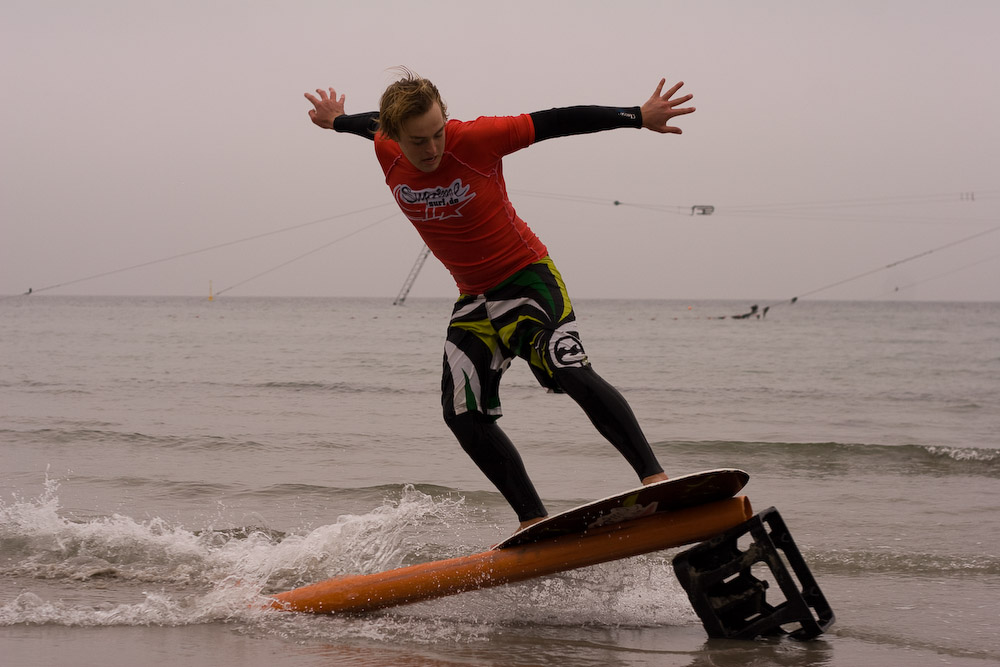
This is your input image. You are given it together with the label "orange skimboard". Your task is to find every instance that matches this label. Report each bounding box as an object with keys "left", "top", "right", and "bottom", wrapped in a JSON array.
[
  {"left": 495, "top": 468, "right": 749, "bottom": 548},
  {"left": 269, "top": 469, "right": 751, "bottom": 614}
]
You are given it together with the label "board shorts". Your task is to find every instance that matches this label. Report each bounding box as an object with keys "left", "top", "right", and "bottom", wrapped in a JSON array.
[{"left": 441, "top": 257, "right": 588, "bottom": 420}]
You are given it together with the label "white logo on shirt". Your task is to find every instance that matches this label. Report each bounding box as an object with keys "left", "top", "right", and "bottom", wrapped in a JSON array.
[{"left": 393, "top": 179, "right": 476, "bottom": 222}]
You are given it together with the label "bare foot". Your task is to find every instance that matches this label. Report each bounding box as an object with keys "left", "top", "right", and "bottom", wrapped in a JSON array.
[
  {"left": 516, "top": 516, "right": 547, "bottom": 533},
  {"left": 642, "top": 472, "right": 669, "bottom": 485}
]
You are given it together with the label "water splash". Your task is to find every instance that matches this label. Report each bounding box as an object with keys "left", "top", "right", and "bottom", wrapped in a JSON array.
[
  {"left": 1, "top": 479, "right": 694, "bottom": 636},
  {"left": 0, "top": 480, "right": 469, "bottom": 626}
]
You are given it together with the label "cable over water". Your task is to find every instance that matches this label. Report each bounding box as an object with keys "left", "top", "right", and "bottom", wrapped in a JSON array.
[
  {"left": 214, "top": 211, "right": 401, "bottom": 297},
  {"left": 9, "top": 202, "right": 396, "bottom": 298}
]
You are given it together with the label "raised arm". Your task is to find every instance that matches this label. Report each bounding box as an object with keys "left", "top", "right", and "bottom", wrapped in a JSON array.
[
  {"left": 530, "top": 105, "right": 643, "bottom": 142},
  {"left": 530, "top": 78, "right": 695, "bottom": 142},
  {"left": 305, "top": 87, "right": 379, "bottom": 139}
]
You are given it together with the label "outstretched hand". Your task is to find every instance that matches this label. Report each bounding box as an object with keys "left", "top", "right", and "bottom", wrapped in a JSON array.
[
  {"left": 304, "top": 87, "right": 346, "bottom": 129},
  {"left": 640, "top": 79, "right": 695, "bottom": 134}
]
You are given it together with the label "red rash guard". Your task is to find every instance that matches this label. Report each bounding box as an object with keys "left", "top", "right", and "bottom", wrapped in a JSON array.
[
  {"left": 333, "top": 105, "right": 642, "bottom": 294},
  {"left": 374, "top": 114, "right": 546, "bottom": 295}
]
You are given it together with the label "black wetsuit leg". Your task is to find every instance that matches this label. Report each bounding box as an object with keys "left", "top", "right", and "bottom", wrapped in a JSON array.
[
  {"left": 445, "top": 411, "right": 547, "bottom": 522},
  {"left": 551, "top": 365, "right": 664, "bottom": 480}
]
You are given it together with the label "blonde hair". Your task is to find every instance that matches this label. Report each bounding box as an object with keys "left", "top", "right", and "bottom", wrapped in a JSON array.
[{"left": 377, "top": 67, "right": 448, "bottom": 141}]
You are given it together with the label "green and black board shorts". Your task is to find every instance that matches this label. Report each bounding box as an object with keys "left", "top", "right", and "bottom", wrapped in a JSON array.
[{"left": 441, "top": 257, "right": 588, "bottom": 420}]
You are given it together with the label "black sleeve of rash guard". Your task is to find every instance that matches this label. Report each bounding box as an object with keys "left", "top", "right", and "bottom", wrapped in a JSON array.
[
  {"left": 333, "top": 112, "right": 379, "bottom": 140},
  {"left": 529, "top": 105, "right": 643, "bottom": 142}
]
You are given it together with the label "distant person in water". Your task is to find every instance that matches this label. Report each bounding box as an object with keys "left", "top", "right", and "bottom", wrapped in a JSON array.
[{"left": 305, "top": 69, "right": 695, "bottom": 531}]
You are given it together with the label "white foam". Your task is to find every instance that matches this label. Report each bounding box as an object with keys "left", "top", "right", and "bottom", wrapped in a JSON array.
[
  {"left": 0, "top": 480, "right": 469, "bottom": 627},
  {"left": 2, "top": 480, "right": 693, "bottom": 634},
  {"left": 924, "top": 445, "right": 999, "bottom": 462}
]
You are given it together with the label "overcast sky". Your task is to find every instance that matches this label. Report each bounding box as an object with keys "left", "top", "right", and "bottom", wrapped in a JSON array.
[{"left": 2, "top": 0, "right": 998, "bottom": 302}]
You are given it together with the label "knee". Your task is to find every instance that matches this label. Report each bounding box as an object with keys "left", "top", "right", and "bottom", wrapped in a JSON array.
[
  {"left": 445, "top": 411, "right": 486, "bottom": 449},
  {"left": 551, "top": 364, "right": 599, "bottom": 397},
  {"left": 445, "top": 411, "right": 473, "bottom": 435}
]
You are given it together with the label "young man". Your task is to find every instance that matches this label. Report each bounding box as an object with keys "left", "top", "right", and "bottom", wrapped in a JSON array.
[{"left": 305, "top": 71, "right": 695, "bottom": 531}]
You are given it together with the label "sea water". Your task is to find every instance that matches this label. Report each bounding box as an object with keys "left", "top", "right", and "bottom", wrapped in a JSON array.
[{"left": 1, "top": 296, "right": 998, "bottom": 666}]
